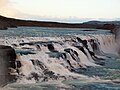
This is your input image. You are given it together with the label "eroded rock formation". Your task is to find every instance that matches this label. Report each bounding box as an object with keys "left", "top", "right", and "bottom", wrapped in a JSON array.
[{"left": 0, "top": 45, "right": 16, "bottom": 86}]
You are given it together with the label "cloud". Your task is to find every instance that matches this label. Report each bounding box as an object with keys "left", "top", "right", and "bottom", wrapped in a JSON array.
[
  {"left": 0, "top": 0, "right": 36, "bottom": 19},
  {"left": 0, "top": 0, "right": 16, "bottom": 17}
]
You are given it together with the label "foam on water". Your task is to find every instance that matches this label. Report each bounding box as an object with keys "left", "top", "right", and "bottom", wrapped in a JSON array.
[
  {"left": 1, "top": 35, "right": 117, "bottom": 81},
  {"left": 0, "top": 27, "right": 120, "bottom": 89}
]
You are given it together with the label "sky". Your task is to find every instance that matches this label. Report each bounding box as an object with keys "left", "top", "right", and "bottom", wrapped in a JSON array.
[{"left": 0, "top": 0, "right": 120, "bottom": 23}]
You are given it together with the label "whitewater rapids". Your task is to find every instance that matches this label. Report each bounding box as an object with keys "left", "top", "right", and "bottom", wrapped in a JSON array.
[{"left": 0, "top": 34, "right": 118, "bottom": 84}]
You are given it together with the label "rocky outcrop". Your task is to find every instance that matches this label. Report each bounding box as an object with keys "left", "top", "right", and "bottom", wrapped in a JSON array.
[{"left": 0, "top": 45, "right": 16, "bottom": 86}]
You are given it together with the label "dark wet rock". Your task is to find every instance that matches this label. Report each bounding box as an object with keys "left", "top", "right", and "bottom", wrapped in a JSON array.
[
  {"left": 64, "top": 48, "right": 80, "bottom": 62},
  {"left": 82, "top": 40, "right": 88, "bottom": 49},
  {"left": 89, "top": 51, "right": 95, "bottom": 56},
  {"left": 11, "top": 44, "right": 18, "bottom": 47},
  {"left": 67, "top": 60, "right": 74, "bottom": 68},
  {"left": 0, "top": 45, "right": 16, "bottom": 86},
  {"left": 19, "top": 42, "right": 34, "bottom": 46},
  {"left": 0, "top": 46, "right": 16, "bottom": 69},
  {"left": 31, "top": 59, "right": 48, "bottom": 71},
  {"left": 31, "top": 72, "right": 39, "bottom": 81},
  {"left": 61, "top": 53, "right": 67, "bottom": 59},
  {"left": 59, "top": 76, "right": 67, "bottom": 80},
  {"left": 44, "top": 70, "right": 55, "bottom": 76},
  {"left": 43, "top": 44, "right": 47, "bottom": 47},
  {"left": 50, "top": 75, "right": 59, "bottom": 80},
  {"left": 74, "top": 50, "right": 78, "bottom": 56},
  {"left": 26, "top": 72, "right": 40, "bottom": 82},
  {"left": 42, "top": 70, "right": 61, "bottom": 80},
  {"left": 89, "top": 39, "right": 94, "bottom": 42},
  {"left": 42, "top": 77, "right": 48, "bottom": 82},
  {"left": 75, "top": 46, "right": 87, "bottom": 55},
  {"left": 21, "top": 47, "right": 34, "bottom": 50},
  {"left": 71, "top": 55, "right": 77, "bottom": 61},
  {"left": 76, "top": 37, "right": 83, "bottom": 42},
  {"left": 9, "top": 61, "right": 16, "bottom": 69},
  {"left": 42, "top": 69, "right": 60, "bottom": 81},
  {"left": 82, "top": 40, "right": 87, "bottom": 45},
  {"left": 16, "top": 69, "right": 20, "bottom": 74},
  {"left": 64, "top": 48, "right": 73, "bottom": 53},
  {"left": 47, "top": 43, "right": 59, "bottom": 52},
  {"left": 97, "top": 58, "right": 105, "bottom": 60},
  {"left": 16, "top": 61, "right": 22, "bottom": 68},
  {"left": 36, "top": 44, "right": 41, "bottom": 50},
  {"left": 71, "top": 39, "right": 76, "bottom": 42}
]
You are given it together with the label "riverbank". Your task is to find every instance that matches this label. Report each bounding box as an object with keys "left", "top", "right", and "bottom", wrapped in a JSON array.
[{"left": 0, "top": 15, "right": 117, "bottom": 33}]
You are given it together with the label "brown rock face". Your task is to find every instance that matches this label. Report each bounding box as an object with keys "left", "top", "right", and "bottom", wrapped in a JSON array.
[{"left": 0, "top": 45, "right": 16, "bottom": 86}]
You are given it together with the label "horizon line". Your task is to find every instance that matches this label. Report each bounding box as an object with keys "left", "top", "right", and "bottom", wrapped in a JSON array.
[{"left": 1, "top": 14, "right": 120, "bottom": 23}]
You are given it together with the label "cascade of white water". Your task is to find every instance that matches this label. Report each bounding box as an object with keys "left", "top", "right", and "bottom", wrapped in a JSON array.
[
  {"left": 70, "top": 47, "right": 97, "bottom": 66},
  {"left": 0, "top": 33, "right": 118, "bottom": 83},
  {"left": 115, "top": 28, "right": 120, "bottom": 54},
  {"left": 94, "top": 34, "right": 118, "bottom": 55}
]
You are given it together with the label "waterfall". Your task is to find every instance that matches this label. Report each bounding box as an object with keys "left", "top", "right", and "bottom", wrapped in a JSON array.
[
  {"left": 115, "top": 27, "right": 120, "bottom": 54},
  {"left": 0, "top": 33, "right": 118, "bottom": 85}
]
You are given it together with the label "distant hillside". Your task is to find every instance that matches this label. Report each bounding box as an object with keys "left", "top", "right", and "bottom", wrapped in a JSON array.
[
  {"left": 0, "top": 15, "right": 118, "bottom": 33},
  {"left": 84, "top": 20, "right": 120, "bottom": 25}
]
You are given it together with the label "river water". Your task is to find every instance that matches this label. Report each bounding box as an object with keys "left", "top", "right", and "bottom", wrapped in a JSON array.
[{"left": 0, "top": 27, "right": 120, "bottom": 90}]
